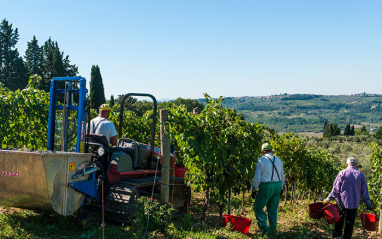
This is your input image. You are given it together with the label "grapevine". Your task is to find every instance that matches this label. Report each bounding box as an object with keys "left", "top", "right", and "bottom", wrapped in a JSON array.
[
  {"left": 369, "top": 142, "right": 382, "bottom": 206},
  {"left": 0, "top": 86, "right": 348, "bottom": 215},
  {"left": 0, "top": 82, "right": 49, "bottom": 149}
]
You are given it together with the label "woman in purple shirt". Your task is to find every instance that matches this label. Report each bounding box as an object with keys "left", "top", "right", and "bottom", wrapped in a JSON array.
[{"left": 323, "top": 157, "right": 373, "bottom": 239}]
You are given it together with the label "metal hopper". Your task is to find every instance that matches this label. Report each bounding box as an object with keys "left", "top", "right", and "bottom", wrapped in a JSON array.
[{"left": 0, "top": 150, "right": 91, "bottom": 216}]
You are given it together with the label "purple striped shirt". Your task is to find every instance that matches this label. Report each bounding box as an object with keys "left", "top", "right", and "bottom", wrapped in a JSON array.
[{"left": 328, "top": 166, "right": 370, "bottom": 209}]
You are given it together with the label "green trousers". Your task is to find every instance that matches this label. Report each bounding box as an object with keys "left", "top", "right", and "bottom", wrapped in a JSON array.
[{"left": 253, "top": 181, "right": 282, "bottom": 231}]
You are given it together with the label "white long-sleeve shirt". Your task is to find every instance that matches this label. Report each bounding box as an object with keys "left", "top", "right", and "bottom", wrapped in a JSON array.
[{"left": 252, "top": 153, "right": 285, "bottom": 190}]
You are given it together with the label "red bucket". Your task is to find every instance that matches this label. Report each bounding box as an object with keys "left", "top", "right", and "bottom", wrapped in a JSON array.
[
  {"left": 359, "top": 212, "right": 379, "bottom": 231},
  {"left": 322, "top": 204, "right": 340, "bottom": 224},
  {"left": 175, "top": 167, "right": 188, "bottom": 178},
  {"left": 223, "top": 215, "right": 252, "bottom": 234},
  {"left": 309, "top": 202, "right": 324, "bottom": 219}
]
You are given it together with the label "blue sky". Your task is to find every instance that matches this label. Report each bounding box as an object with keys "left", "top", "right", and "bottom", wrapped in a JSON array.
[{"left": 2, "top": 0, "right": 381, "bottom": 100}]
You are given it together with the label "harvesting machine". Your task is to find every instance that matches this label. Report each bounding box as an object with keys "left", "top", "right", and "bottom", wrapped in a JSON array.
[{"left": 0, "top": 77, "right": 190, "bottom": 222}]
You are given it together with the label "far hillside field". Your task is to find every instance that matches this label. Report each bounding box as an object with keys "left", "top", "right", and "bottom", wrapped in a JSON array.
[{"left": 201, "top": 93, "right": 382, "bottom": 133}]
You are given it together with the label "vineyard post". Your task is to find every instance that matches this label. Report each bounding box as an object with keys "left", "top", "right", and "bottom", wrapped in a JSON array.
[
  {"left": 283, "top": 184, "right": 288, "bottom": 207},
  {"left": 160, "top": 109, "right": 169, "bottom": 204},
  {"left": 227, "top": 190, "right": 231, "bottom": 215},
  {"left": 379, "top": 185, "right": 382, "bottom": 234}
]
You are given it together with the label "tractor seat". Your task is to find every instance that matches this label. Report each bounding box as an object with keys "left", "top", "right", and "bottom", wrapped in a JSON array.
[{"left": 88, "top": 133, "right": 110, "bottom": 148}]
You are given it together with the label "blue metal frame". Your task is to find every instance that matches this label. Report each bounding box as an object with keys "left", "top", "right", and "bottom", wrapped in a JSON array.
[
  {"left": 68, "top": 179, "right": 98, "bottom": 199},
  {"left": 47, "top": 77, "right": 88, "bottom": 152}
]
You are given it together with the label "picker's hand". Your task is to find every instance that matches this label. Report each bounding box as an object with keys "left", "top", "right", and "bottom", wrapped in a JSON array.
[
  {"left": 366, "top": 202, "right": 374, "bottom": 210},
  {"left": 251, "top": 188, "right": 257, "bottom": 199},
  {"left": 323, "top": 198, "right": 330, "bottom": 206}
]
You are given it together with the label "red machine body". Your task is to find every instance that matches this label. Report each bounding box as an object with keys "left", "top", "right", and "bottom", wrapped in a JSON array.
[{"left": 107, "top": 145, "right": 187, "bottom": 184}]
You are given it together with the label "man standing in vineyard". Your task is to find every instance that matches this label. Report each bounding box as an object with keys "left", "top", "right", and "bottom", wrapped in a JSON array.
[
  {"left": 252, "top": 143, "right": 285, "bottom": 233},
  {"left": 323, "top": 157, "right": 373, "bottom": 239},
  {"left": 90, "top": 104, "right": 117, "bottom": 146}
]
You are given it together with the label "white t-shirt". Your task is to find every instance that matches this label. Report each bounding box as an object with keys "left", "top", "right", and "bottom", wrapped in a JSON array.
[{"left": 90, "top": 116, "right": 117, "bottom": 145}]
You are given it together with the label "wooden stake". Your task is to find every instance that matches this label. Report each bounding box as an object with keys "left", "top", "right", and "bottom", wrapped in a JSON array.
[{"left": 160, "top": 109, "right": 170, "bottom": 204}]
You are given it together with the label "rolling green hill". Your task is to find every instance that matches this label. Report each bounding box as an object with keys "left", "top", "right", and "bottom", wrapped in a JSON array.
[{"left": 200, "top": 93, "right": 382, "bottom": 133}]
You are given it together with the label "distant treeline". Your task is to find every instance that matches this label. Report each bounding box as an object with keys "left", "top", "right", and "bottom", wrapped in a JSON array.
[
  {"left": 280, "top": 94, "right": 320, "bottom": 101},
  {"left": 214, "top": 94, "right": 382, "bottom": 133}
]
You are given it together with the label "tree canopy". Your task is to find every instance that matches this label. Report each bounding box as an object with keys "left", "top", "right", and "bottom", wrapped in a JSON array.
[{"left": 0, "top": 18, "right": 78, "bottom": 91}]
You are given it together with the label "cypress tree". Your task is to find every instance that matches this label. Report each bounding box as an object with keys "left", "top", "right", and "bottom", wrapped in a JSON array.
[
  {"left": 329, "top": 124, "right": 334, "bottom": 137},
  {"left": 0, "top": 19, "right": 28, "bottom": 90},
  {"left": 25, "top": 36, "right": 43, "bottom": 78},
  {"left": 333, "top": 123, "right": 341, "bottom": 136},
  {"left": 344, "top": 124, "right": 351, "bottom": 136},
  {"left": 89, "top": 65, "right": 106, "bottom": 110},
  {"left": 323, "top": 122, "right": 329, "bottom": 138},
  {"left": 109, "top": 94, "right": 115, "bottom": 107}
]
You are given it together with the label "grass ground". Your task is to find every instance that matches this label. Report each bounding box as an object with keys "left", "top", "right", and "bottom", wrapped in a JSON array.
[{"left": 0, "top": 191, "right": 380, "bottom": 239}]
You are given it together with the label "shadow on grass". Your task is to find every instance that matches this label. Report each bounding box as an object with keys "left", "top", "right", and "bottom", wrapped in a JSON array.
[
  {"left": 0, "top": 208, "right": 134, "bottom": 239},
  {"left": 277, "top": 221, "right": 332, "bottom": 239}
]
